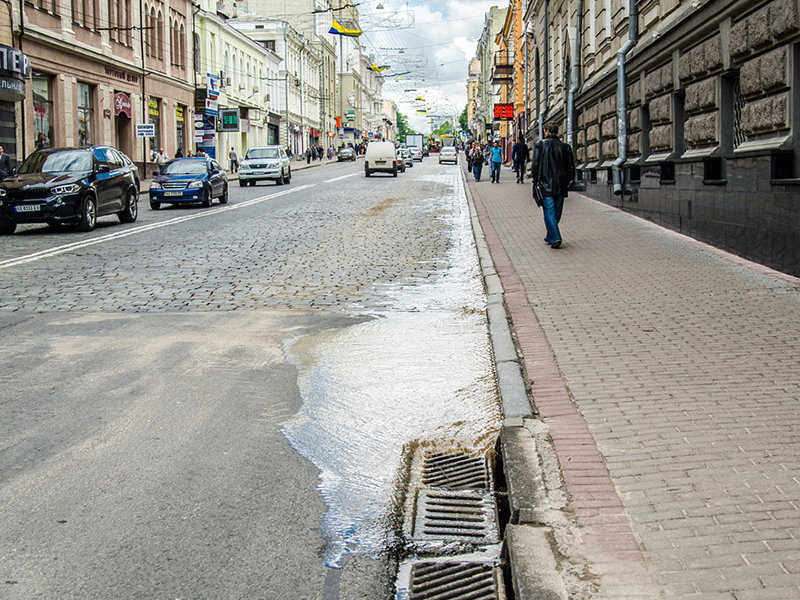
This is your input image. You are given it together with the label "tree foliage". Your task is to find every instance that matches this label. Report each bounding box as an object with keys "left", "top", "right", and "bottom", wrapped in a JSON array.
[
  {"left": 431, "top": 120, "right": 453, "bottom": 137},
  {"left": 459, "top": 105, "right": 469, "bottom": 132},
  {"left": 397, "top": 112, "right": 418, "bottom": 141}
]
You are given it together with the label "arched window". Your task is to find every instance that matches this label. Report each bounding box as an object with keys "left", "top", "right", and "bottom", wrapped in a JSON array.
[
  {"left": 157, "top": 10, "right": 164, "bottom": 60},
  {"left": 148, "top": 7, "right": 156, "bottom": 57},
  {"left": 179, "top": 23, "right": 186, "bottom": 68}
]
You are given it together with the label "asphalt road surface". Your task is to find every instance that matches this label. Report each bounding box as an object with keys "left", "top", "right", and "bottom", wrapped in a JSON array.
[{"left": 0, "top": 156, "right": 497, "bottom": 599}]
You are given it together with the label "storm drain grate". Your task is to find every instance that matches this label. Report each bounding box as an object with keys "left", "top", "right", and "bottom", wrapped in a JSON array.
[
  {"left": 422, "top": 452, "right": 489, "bottom": 491},
  {"left": 408, "top": 561, "right": 501, "bottom": 599},
  {"left": 413, "top": 490, "right": 498, "bottom": 544}
]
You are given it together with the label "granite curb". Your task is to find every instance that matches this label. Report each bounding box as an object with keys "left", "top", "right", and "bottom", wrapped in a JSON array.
[{"left": 461, "top": 162, "right": 572, "bottom": 600}]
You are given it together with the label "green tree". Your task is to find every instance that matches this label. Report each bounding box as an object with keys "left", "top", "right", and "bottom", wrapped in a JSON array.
[
  {"left": 397, "top": 112, "right": 418, "bottom": 142},
  {"left": 432, "top": 120, "right": 453, "bottom": 137},
  {"left": 459, "top": 105, "right": 468, "bottom": 132}
]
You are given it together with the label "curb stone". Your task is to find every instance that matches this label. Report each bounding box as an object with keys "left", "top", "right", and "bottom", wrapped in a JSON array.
[{"left": 462, "top": 162, "right": 571, "bottom": 600}]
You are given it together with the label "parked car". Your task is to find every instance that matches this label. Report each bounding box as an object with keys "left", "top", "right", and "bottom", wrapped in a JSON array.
[
  {"left": 422, "top": 146, "right": 430, "bottom": 157},
  {"left": 364, "top": 142, "right": 399, "bottom": 177},
  {"left": 439, "top": 147, "right": 458, "bottom": 164},
  {"left": 238, "top": 145, "right": 292, "bottom": 186},
  {"left": 337, "top": 147, "right": 356, "bottom": 161},
  {"left": 408, "top": 146, "right": 423, "bottom": 161},
  {"left": 0, "top": 146, "right": 139, "bottom": 234},
  {"left": 149, "top": 157, "right": 228, "bottom": 210},
  {"left": 399, "top": 148, "right": 414, "bottom": 168}
]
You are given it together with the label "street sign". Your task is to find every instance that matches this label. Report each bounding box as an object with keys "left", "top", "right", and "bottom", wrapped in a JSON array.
[
  {"left": 135, "top": 123, "right": 155, "bottom": 137},
  {"left": 220, "top": 108, "right": 239, "bottom": 132}
]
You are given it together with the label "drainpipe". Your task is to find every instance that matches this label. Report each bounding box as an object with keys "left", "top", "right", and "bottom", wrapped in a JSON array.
[
  {"left": 612, "top": 0, "right": 638, "bottom": 195},
  {"left": 18, "top": 0, "right": 27, "bottom": 158},
  {"left": 566, "top": 0, "right": 584, "bottom": 153},
  {"left": 539, "top": 0, "right": 549, "bottom": 141}
]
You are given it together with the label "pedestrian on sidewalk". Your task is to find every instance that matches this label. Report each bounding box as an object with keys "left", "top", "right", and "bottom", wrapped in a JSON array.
[
  {"left": 531, "top": 122, "right": 575, "bottom": 249},
  {"left": 512, "top": 136, "right": 529, "bottom": 183},
  {"left": 471, "top": 142, "right": 484, "bottom": 182},
  {"left": 154, "top": 147, "right": 169, "bottom": 171},
  {"left": 229, "top": 147, "right": 238, "bottom": 172},
  {"left": 489, "top": 140, "right": 504, "bottom": 183}
]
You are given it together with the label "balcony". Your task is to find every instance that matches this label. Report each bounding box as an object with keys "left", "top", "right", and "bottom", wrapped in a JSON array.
[{"left": 491, "top": 52, "right": 513, "bottom": 85}]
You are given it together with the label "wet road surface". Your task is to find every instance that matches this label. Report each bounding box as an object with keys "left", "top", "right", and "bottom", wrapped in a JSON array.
[{"left": 0, "top": 157, "right": 500, "bottom": 598}]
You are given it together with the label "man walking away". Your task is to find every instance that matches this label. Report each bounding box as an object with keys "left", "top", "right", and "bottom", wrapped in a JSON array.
[
  {"left": 531, "top": 122, "right": 575, "bottom": 249},
  {"left": 512, "top": 136, "right": 529, "bottom": 183},
  {"left": 0, "top": 146, "right": 13, "bottom": 179},
  {"left": 489, "top": 140, "right": 504, "bottom": 183},
  {"left": 229, "top": 147, "right": 238, "bottom": 172}
]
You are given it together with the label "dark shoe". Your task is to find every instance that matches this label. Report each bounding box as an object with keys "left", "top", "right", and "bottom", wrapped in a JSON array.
[{"left": 551, "top": 240, "right": 562, "bottom": 249}]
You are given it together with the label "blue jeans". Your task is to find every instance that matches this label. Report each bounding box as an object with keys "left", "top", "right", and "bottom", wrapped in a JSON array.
[
  {"left": 490, "top": 161, "right": 501, "bottom": 181},
  {"left": 473, "top": 161, "right": 483, "bottom": 181},
  {"left": 543, "top": 196, "right": 564, "bottom": 243}
]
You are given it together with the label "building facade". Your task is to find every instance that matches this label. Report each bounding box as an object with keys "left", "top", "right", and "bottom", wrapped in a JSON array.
[
  {"left": 517, "top": 0, "right": 800, "bottom": 277},
  {"left": 14, "top": 0, "right": 195, "bottom": 171}
]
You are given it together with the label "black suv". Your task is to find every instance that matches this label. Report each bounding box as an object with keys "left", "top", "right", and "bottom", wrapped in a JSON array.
[{"left": 0, "top": 146, "right": 140, "bottom": 234}]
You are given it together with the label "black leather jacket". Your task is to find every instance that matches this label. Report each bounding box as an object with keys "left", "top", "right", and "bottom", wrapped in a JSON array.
[{"left": 531, "top": 135, "right": 575, "bottom": 197}]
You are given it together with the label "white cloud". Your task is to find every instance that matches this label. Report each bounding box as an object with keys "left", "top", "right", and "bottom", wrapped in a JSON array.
[{"left": 360, "top": 0, "right": 499, "bottom": 133}]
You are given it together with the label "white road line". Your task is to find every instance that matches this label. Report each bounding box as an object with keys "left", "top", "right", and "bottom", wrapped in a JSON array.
[
  {"left": 324, "top": 173, "right": 358, "bottom": 183},
  {"left": 0, "top": 184, "right": 315, "bottom": 270}
]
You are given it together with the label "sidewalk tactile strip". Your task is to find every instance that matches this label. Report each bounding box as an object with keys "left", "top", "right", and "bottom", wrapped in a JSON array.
[
  {"left": 422, "top": 452, "right": 489, "bottom": 491},
  {"left": 408, "top": 561, "right": 500, "bottom": 599},
  {"left": 413, "top": 490, "right": 498, "bottom": 544}
]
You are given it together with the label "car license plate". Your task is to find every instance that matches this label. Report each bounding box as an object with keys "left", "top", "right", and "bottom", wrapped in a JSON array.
[
  {"left": 15, "top": 204, "right": 41, "bottom": 212},
  {"left": 375, "top": 160, "right": 386, "bottom": 164},
  {"left": 164, "top": 191, "right": 184, "bottom": 197}
]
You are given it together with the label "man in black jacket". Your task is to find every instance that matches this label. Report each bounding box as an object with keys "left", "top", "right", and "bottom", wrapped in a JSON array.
[
  {"left": 531, "top": 122, "right": 575, "bottom": 248},
  {"left": 0, "top": 146, "right": 13, "bottom": 179},
  {"left": 511, "top": 136, "right": 529, "bottom": 183}
]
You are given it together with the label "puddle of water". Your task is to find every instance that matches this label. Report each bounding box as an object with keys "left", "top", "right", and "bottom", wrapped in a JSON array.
[{"left": 283, "top": 171, "right": 502, "bottom": 566}]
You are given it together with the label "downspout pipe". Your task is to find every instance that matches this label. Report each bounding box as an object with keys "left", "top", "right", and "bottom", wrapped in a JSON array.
[
  {"left": 566, "top": 0, "right": 583, "bottom": 155},
  {"left": 612, "top": 0, "right": 638, "bottom": 195},
  {"left": 538, "top": 0, "right": 549, "bottom": 141}
]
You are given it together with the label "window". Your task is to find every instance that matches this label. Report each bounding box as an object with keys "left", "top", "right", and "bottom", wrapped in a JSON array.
[
  {"left": 264, "top": 40, "right": 276, "bottom": 52},
  {"left": 157, "top": 10, "right": 164, "bottom": 60},
  {"left": 179, "top": 23, "right": 186, "bottom": 68},
  {"left": 72, "top": 0, "right": 97, "bottom": 29},
  {"left": 32, "top": 73, "right": 54, "bottom": 150},
  {"left": 77, "top": 83, "right": 94, "bottom": 147},
  {"left": 27, "top": 0, "right": 58, "bottom": 14},
  {"left": 148, "top": 97, "right": 161, "bottom": 156}
]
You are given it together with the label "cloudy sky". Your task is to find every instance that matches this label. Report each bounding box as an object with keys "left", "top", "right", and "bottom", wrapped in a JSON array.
[{"left": 358, "top": 0, "right": 500, "bottom": 133}]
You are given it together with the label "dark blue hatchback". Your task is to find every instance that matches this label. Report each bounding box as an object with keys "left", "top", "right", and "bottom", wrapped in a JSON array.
[{"left": 148, "top": 157, "right": 228, "bottom": 210}]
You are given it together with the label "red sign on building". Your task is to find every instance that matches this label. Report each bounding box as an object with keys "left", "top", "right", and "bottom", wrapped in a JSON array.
[{"left": 494, "top": 103, "right": 514, "bottom": 120}]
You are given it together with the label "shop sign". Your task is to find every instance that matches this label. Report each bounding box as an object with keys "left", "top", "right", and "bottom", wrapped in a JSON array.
[
  {"left": 493, "top": 103, "right": 514, "bottom": 120},
  {"left": 148, "top": 97, "right": 160, "bottom": 118},
  {"left": 0, "top": 44, "right": 30, "bottom": 102},
  {"left": 205, "top": 98, "right": 218, "bottom": 117},
  {"left": 176, "top": 105, "right": 184, "bottom": 122},
  {"left": 220, "top": 108, "right": 239, "bottom": 132},
  {"left": 104, "top": 66, "right": 138, "bottom": 83},
  {"left": 206, "top": 73, "right": 220, "bottom": 100},
  {"left": 114, "top": 92, "right": 132, "bottom": 118},
  {"left": 136, "top": 123, "right": 155, "bottom": 137}
]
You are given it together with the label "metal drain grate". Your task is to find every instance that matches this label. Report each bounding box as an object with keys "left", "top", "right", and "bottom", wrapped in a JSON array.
[
  {"left": 413, "top": 490, "right": 498, "bottom": 544},
  {"left": 422, "top": 452, "right": 489, "bottom": 491},
  {"left": 408, "top": 561, "right": 501, "bottom": 599}
]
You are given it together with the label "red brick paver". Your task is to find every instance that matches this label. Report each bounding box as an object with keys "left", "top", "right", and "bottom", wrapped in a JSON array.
[{"left": 467, "top": 162, "right": 800, "bottom": 598}]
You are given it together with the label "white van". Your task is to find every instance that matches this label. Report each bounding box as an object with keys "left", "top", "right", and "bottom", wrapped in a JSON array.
[{"left": 364, "top": 142, "right": 399, "bottom": 177}]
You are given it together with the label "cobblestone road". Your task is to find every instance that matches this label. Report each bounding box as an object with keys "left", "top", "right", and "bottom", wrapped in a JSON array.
[{"left": 1, "top": 163, "right": 456, "bottom": 313}]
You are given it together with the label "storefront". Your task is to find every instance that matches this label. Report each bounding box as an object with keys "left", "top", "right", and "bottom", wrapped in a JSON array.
[{"left": 0, "top": 43, "right": 31, "bottom": 161}]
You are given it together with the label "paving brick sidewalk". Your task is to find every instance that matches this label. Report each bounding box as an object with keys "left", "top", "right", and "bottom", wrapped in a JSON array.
[{"left": 466, "top": 162, "right": 800, "bottom": 599}]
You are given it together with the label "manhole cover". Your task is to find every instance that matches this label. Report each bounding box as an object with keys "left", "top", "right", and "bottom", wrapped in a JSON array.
[
  {"left": 413, "top": 489, "right": 498, "bottom": 544},
  {"left": 407, "top": 561, "right": 502, "bottom": 599},
  {"left": 422, "top": 452, "right": 489, "bottom": 491}
]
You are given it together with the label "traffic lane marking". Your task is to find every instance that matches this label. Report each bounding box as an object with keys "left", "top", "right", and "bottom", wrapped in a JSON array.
[{"left": 0, "top": 185, "right": 316, "bottom": 270}]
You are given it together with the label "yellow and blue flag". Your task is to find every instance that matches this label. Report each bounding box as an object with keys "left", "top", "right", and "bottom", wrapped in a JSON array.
[
  {"left": 329, "top": 19, "right": 362, "bottom": 37},
  {"left": 369, "top": 64, "right": 391, "bottom": 72}
]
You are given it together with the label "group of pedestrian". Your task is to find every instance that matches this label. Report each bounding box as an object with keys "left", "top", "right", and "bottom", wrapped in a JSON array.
[{"left": 465, "top": 121, "right": 574, "bottom": 249}]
